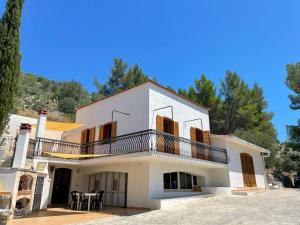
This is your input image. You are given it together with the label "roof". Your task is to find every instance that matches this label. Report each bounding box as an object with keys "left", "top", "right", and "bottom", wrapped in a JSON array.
[
  {"left": 211, "top": 134, "right": 271, "bottom": 154},
  {"left": 32, "top": 121, "right": 83, "bottom": 131},
  {"left": 76, "top": 80, "right": 210, "bottom": 111}
]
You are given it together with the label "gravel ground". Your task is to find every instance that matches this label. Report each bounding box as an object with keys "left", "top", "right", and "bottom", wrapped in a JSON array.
[{"left": 73, "top": 189, "right": 300, "bottom": 225}]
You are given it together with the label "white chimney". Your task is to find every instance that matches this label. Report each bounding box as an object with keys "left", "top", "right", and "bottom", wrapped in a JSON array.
[
  {"left": 12, "top": 123, "right": 31, "bottom": 168},
  {"left": 35, "top": 109, "right": 48, "bottom": 138}
]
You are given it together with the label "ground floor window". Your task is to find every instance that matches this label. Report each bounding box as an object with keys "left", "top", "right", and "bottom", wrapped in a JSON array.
[
  {"left": 164, "top": 172, "right": 178, "bottom": 189},
  {"left": 180, "top": 172, "right": 192, "bottom": 189},
  {"left": 164, "top": 172, "right": 198, "bottom": 191}
]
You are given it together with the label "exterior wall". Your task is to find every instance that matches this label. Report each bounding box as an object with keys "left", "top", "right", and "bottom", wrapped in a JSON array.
[
  {"left": 77, "top": 161, "right": 150, "bottom": 208},
  {"left": 148, "top": 160, "right": 229, "bottom": 199},
  {"left": 148, "top": 83, "right": 210, "bottom": 138},
  {"left": 74, "top": 84, "right": 150, "bottom": 141},
  {"left": 72, "top": 82, "right": 210, "bottom": 144},
  {"left": 211, "top": 136, "right": 266, "bottom": 189},
  {"left": 47, "top": 165, "right": 77, "bottom": 205}
]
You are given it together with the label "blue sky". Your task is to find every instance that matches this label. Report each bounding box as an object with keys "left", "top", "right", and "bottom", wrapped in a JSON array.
[{"left": 1, "top": 0, "right": 299, "bottom": 141}]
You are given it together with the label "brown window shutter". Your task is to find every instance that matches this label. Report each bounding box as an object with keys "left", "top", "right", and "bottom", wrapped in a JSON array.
[
  {"left": 88, "top": 127, "right": 95, "bottom": 154},
  {"left": 156, "top": 115, "right": 164, "bottom": 132},
  {"left": 173, "top": 121, "right": 180, "bottom": 155},
  {"left": 202, "top": 131, "right": 211, "bottom": 145},
  {"left": 111, "top": 122, "right": 117, "bottom": 138},
  {"left": 156, "top": 115, "right": 164, "bottom": 152},
  {"left": 89, "top": 127, "right": 95, "bottom": 142},
  {"left": 99, "top": 125, "right": 104, "bottom": 141},
  {"left": 190, "top": 127, "right": 197, "bottom": 158},
  {"left": 81, "top": 129, "right": 87, "bottom": 144}
]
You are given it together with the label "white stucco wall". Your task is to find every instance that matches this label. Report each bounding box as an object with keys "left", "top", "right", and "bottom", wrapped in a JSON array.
[
  {"left": 73, "top": 82, "right": 210, "bottom": 143},
  {"left": 76, "top": 161, "right": 150, "bottom": 208},
  {"left": 148, "top": 160, "right": 229, "bottom": 199},
  {"left": 211, "top": 136, "right": 266, "bottom": 189},
  {"left": 148, "top": 83, "right": 210, "bottom": 138},
  {"left": 75, "top": 84, "right": 150, "bottom": 141}
]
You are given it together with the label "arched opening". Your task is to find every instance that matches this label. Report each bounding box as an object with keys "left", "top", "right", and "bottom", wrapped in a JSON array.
[
  {"left": 18, "top": 175, "right": 33, "bottom": 194},
  {"left": 51, "top": 168, "right": 72, "bottom": 204},
  {"left": 240, "top": 153, "right": 257, "bottom": 187},
  {"left": 15, "top": 198, "right": 30, "bottom": 217}
]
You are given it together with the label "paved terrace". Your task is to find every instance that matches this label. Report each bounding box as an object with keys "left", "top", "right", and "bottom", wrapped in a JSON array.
[{"left": 72, "top": 189, "right": 300, "bottom": 225}]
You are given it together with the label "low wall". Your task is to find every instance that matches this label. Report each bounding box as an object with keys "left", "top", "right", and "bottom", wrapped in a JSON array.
[{"left": 202, "top": 187, "right": 231, "bottom": 195}]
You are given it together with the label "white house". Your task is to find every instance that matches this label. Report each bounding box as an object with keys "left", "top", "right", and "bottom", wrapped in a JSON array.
[{"left": 0, "top": 80, "right": 270, "bottom": 217}]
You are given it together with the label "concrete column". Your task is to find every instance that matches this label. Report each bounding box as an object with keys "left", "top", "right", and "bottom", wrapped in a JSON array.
[
  {"left": 12, "top": 123, "right": 31, "bottom": 169},
  {"left": 35, "top": 109, "right": 48, "bottom": 138}
]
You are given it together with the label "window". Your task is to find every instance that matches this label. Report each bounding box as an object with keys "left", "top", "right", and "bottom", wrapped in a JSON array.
[
  {"left": 103, "top": 123, "right": 112, "bottom": 139},
  {"left": 112, "top": 180, "right": 119, "bottom": 192},
  {"left": 164, "top": 172, "right": 195, "bottom": 190},
  {"left": 163, "top": 117, "right": 174, "bottom": 134},
  {"left": 179, "top": 172, "right": 192, "bottom": 189},
  {"left": 195, "top": 128, "right": 203, "bottom": 143},
  {"left": 164, "top": 172, "right": 178, "bottom": 189},
  {"left": 193, "top": 176, "right": 197, "bottom": 186}
]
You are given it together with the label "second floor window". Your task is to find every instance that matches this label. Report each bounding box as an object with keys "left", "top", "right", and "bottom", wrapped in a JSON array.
[
  {"left": 99, "top": 121, "right": 117, "bottom": 141},
  {"left": 103, "top": 123, "right": 112, "bottom": 139}
]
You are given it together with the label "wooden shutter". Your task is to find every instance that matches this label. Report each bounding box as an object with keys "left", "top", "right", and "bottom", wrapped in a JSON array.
[
  {"left": 156, "top": 115, "right": 164, "bottom": 132},
  {"left": 111, "top": 122, "right": 117, "bottom": 138},
  {"left": 190, "top": 127, "right": 197, "bottom": 158},
  {"left": 87, "top": 127, "right": 95, "bottom": 154},
  {"left": 202, "top": 131, "right": 211, "bottom": 145},
  {"left": 173, "top": 121, "right": 180, "bottom": 155},
  {"left": 80, "top": 129, "right": 87, "bottom": 154},
  {"left": 81, "top": 129, "right": 87, "bottom": 144},
  {"left": 89, "top": 127, "right": 95, "bottom": 142},
  {"left": 156, "top": 115, "right": 164, "bottom": 152},
  {"left": 99, "top": 125, "right": 104, "bottom": 141}
]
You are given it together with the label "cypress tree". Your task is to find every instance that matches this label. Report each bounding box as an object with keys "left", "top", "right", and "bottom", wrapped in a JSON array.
[{"left": 0, "top": 0, "right": 24, "bottom": 135}]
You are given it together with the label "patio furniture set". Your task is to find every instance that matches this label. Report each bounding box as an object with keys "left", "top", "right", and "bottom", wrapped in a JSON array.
[{"left": 70, "top": 191, "right": 104, "bottom": 211}]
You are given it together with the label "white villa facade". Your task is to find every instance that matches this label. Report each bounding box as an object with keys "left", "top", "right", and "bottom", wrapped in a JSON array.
[{"left": 0, "top": 80, "right": 270, "bottom": 218}]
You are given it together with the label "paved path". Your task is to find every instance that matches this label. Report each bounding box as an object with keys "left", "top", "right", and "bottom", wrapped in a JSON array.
[{"left": 73, "top": 189, "right": 300, "bottom": 225}]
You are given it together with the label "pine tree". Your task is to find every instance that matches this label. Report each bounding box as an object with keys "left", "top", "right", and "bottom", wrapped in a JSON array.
[
  {"left": 285, "top": 62, "right": 300, "bottom": 170},
  {"left": 107, "top": 58, "right": 128, "bottom": 94},
  {"left": 0, "top": 0, "right": 24, "bottom": 136},
  {"left": 286, "top": 62, "right": 300, "bottom": 110}
]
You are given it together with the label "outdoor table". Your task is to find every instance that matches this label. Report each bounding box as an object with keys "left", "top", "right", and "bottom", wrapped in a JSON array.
[{"left": 76, "top": 192, "right": 97, "bottom": 211}]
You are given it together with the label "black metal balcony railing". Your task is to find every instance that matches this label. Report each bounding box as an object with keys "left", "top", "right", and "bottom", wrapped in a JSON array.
[{"left": 28, "top": 129, "right": 228, "bottom": 164}]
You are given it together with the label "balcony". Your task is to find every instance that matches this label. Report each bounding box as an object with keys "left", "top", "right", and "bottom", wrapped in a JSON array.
[{"left": 27, "top": 129, "right": 228, "bottom": 164}]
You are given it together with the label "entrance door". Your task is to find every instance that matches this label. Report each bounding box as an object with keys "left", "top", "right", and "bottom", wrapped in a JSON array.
[
  {"left": 240, "top": 153, "right": 257, "bottom": 187},
  {"left": 51, "top": 168, "right": 72, "bottom": 204}
]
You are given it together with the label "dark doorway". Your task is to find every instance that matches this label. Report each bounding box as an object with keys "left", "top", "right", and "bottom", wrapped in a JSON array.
[
  {"left": 51, "top": 168, "right": 72, "bottom": 204},
  {"left": 163, "top": 117, "right": 175, "bottom": 154}
]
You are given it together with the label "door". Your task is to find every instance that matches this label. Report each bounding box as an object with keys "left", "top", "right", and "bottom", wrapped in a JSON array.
[
  {"left": 240, "top": 153, "right": 257, "bottom": 187},
  {"left": 88, "top": 172, "right": 128, "bottom": 207},
  {"left": 51, "top": 168, "right": 72, "bottom": 204}
]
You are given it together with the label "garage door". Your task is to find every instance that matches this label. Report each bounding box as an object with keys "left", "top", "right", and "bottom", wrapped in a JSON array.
[{"left": 88, "top": 172, "right": 128, "bottom": 207}]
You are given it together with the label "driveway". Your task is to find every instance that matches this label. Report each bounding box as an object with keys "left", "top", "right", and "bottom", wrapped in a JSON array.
[{"left": 73, "top": 189, "right": 300, "bottom": 225}]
